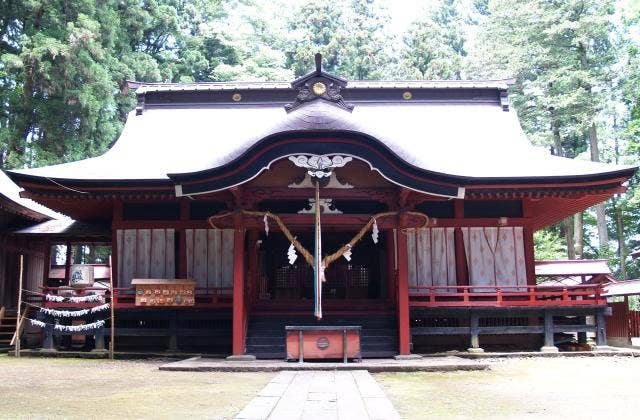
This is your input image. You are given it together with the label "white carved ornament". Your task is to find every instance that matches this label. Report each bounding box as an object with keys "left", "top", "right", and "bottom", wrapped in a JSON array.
[{"left": 289, "top": 155, "right": 353, "bottom": 179}]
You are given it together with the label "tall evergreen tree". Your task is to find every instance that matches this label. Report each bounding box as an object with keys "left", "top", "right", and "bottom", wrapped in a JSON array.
[
  {"left": 400, "top": 0, "right": 468, "bottom": 80},
  {"left": 470, "top": 0, "right": 620, "bottom": 258},
  {"left": 285, "top": 0, "right": 347, "bottom": 76},
  {"left": 0, "top": 0, "right": 229, "bottom": 169},
  {"left": 338, "top": 0, "right": 392, "bottom": 79},
  {"left": 283, "top": 0, "right": 393, "bottom": 79},
  {"left": 209, "top": 0, "right": 293, "bottom": 81}
]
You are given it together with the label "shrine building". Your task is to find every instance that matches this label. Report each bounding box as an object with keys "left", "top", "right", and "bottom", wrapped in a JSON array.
[{"left": 5, "top": 58, "right": 637, "bottom": 357}]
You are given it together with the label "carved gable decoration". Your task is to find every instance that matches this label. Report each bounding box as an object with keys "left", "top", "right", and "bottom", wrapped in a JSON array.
[{"left": 285, "top": 53, "right": 354, "bottom": 113}]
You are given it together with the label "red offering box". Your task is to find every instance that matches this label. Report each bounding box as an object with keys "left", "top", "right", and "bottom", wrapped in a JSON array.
[{"left": 285, "top": 326, "right": 361, "bottom": 362}]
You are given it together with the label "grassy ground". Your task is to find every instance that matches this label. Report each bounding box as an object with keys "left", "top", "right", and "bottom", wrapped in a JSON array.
[
  {"left": 376, "top": 356, "right": 640, "bottom": 420},
  {"left": 0, "top": 355, "right": 274, "bottom": 420}
]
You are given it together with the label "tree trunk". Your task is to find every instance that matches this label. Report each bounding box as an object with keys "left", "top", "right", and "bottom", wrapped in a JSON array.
[
  {"left": 574, "top": 212, "right": 583, "bottom": 259},
  {"left": 550, "top": 108, "right": 563, "bottom": 157},
  {"left": 563, "top": 217, "right": 575, "bottom": 260},
  {"left": 612, "top": 109, "right": 626, "bottom": 279},
  {"left": 550, "top": 113, "right": 575, "bottom": 259},
  {"left": 616, "top": 204, "right": 626, "bottom": 280},
  {"left": 578, "top": 38, "right": 609, "bottom": 251},
  {"left": 588, "top": 122, "right": 609, "bottom": 248}
]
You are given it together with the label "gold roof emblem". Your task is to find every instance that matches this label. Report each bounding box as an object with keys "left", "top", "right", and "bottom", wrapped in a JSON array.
[{"left": 312, "top": 82, "right": 327, "bottom": 96}]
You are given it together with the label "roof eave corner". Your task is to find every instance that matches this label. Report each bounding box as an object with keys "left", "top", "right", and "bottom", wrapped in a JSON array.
[{"left": 498, "top": 77, "right": 517, "bottom": 112}]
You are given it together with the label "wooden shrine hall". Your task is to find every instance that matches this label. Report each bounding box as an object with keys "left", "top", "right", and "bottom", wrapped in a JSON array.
[{"left": 5, "top": 56, "right": 638, "bottom": 358}]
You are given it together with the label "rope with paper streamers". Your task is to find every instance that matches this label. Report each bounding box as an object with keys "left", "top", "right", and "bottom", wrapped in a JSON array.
[
  {"left": 208, "top": 210, "right": 429, "bottom": 270},
  {"left": 45, "top": 293, "right": 103, "bottom": 303},
  {"left": 37, "top": 303, "right": 110, "bottom": 318},
  {"left": 21, "top": 289, "right": 105, "bottom": 304},
  {"left": 29, "top": 318, "right": 106, "bottom": 333}
]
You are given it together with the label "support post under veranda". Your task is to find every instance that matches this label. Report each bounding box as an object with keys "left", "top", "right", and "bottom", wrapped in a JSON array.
[
  {"left": 109, "top": 255, "right": 115, "bottom": 359},
  {"left": 15, "top": 254, "right": 24, "bottom": 357}
]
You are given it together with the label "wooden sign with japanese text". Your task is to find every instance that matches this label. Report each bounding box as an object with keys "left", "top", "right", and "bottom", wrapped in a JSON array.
[{"left": 131, "top": 279, "right": 196, "bottom": 307}]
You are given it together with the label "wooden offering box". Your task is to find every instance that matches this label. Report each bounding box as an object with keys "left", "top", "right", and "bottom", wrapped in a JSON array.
[
  {"left": 285, "top": 326, "right": 361, "bottom": 363},
  {"left": 132, "top": 279, "right": 196, "bottom": 307}
]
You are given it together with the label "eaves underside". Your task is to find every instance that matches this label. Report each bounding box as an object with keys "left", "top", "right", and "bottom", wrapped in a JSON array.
[
  {"left": 8, "top": 166, "right": 635, "bottom": 189},
  {"left": 13, "top": 176, "right": 630, "bottom": 200}
]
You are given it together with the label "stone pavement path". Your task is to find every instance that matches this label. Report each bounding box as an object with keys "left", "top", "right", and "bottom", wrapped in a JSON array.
[{"left": 234, "top": 370, "right": 401, "bottom": 420}]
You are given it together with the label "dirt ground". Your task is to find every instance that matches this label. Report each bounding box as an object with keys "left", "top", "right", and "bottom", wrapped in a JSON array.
[
  {"left": 376, "top": 356, "right": 640, "bottom": 420},
  {"left": 2, "top": 355, "right": 640, "bottom": 419},
  {"left": 0, "top": 355, "right": 274, "bottom": 419}
]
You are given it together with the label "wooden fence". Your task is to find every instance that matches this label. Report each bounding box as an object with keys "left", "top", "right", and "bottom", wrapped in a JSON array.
[
  {"left": 631, "top": 310, "right": 640, "bottom": 338},
  {"left": 606, "top": 302, "right": 640, "bottom": 343}
]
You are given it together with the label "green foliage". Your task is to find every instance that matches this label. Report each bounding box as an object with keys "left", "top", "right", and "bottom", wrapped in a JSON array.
[
  {"left": 208, "top": 1, "right": 293, "bottom": 81},
  {"left": 285, "top": 0, "right": 347, "bottom": 76},
  {"left": 469, "top": 0, "right": 617, "bottom": 153},
  {"left": 534, "top": 229, "right": 567, "bottom": 261},
  {"left": 400, "top": 0, "right": 467, "bottom": 79},
  {"left": 0, "top": 0, "right": 229, "bottom": 169},
  {"left": 283, "top": 0, "right": 392, "bottom": 79}
]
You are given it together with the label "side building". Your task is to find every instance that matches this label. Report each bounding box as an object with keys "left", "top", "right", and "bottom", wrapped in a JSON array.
[{"left": 0, "top": 170, "right": 59, "bottom": 348}]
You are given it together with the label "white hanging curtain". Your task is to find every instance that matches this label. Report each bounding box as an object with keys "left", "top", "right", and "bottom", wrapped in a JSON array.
[
  {"left": 461, "top": 227, "right": 527, "bottom": 291},
  {"left": 116, "top": 229, "right": 176, "bottom": 287},
  {"left": 185, "top": 229, "right": 234, "bottom": 288},
  {"left": 406, "top": 228, "right": 456, "bottom": 291}
]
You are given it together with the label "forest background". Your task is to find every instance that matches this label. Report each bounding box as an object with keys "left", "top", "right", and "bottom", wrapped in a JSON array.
[{"left": 1, "top": 0, "right": 640, "bottom": 280}]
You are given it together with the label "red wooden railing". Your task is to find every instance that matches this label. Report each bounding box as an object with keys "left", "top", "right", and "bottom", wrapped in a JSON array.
[
  {"left": 409, "top": 284, "right": 605, "bottom": 308},
  {"left": 41, "top": 286, "right": 233, "bottom": 309}
]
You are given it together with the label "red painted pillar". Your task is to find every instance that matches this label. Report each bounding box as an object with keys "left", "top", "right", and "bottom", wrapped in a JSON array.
[
  {"left": 385, "top": 230, "right": 396, "bottom": 303},
  {"left": 523, "top": 226, "right": 536, "bottom": 286},
  {"left": 453, "top": 200, "right": 468, "bottom": 286},
  {"left": 178, "top": 200, "right": 189, "bottom": 278},
  {"left": 248, "top": 230, "right": 259, "bottom": 308},
  {"left": 232, "top": 214, "right": 246, "bottom": 355},
  {"left": 454, "top": 228, "right": 468, "bottom": 286},
  {"left": 397, "top": 221, "right": 411, "bottom": 355},
  {"left": 111, "top": 200, "right": 123, "bottom": 287}
]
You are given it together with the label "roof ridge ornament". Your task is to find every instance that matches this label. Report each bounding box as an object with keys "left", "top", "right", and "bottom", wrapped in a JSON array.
[{"left": 285, "top": 53, "right": 354, "bottom": 113}]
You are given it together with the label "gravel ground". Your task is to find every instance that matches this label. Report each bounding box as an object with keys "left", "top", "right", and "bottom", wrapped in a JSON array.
[
  {"left": 376, "top": 356, "right": 640, "bottom": 420},
  {"left": 0, "top": 355, "right": 274, "bottom": 420}
]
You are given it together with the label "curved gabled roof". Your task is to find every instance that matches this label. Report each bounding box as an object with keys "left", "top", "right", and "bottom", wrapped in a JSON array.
[{"left": 6, "top": 79, "right": 636, "bottom": 198}]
